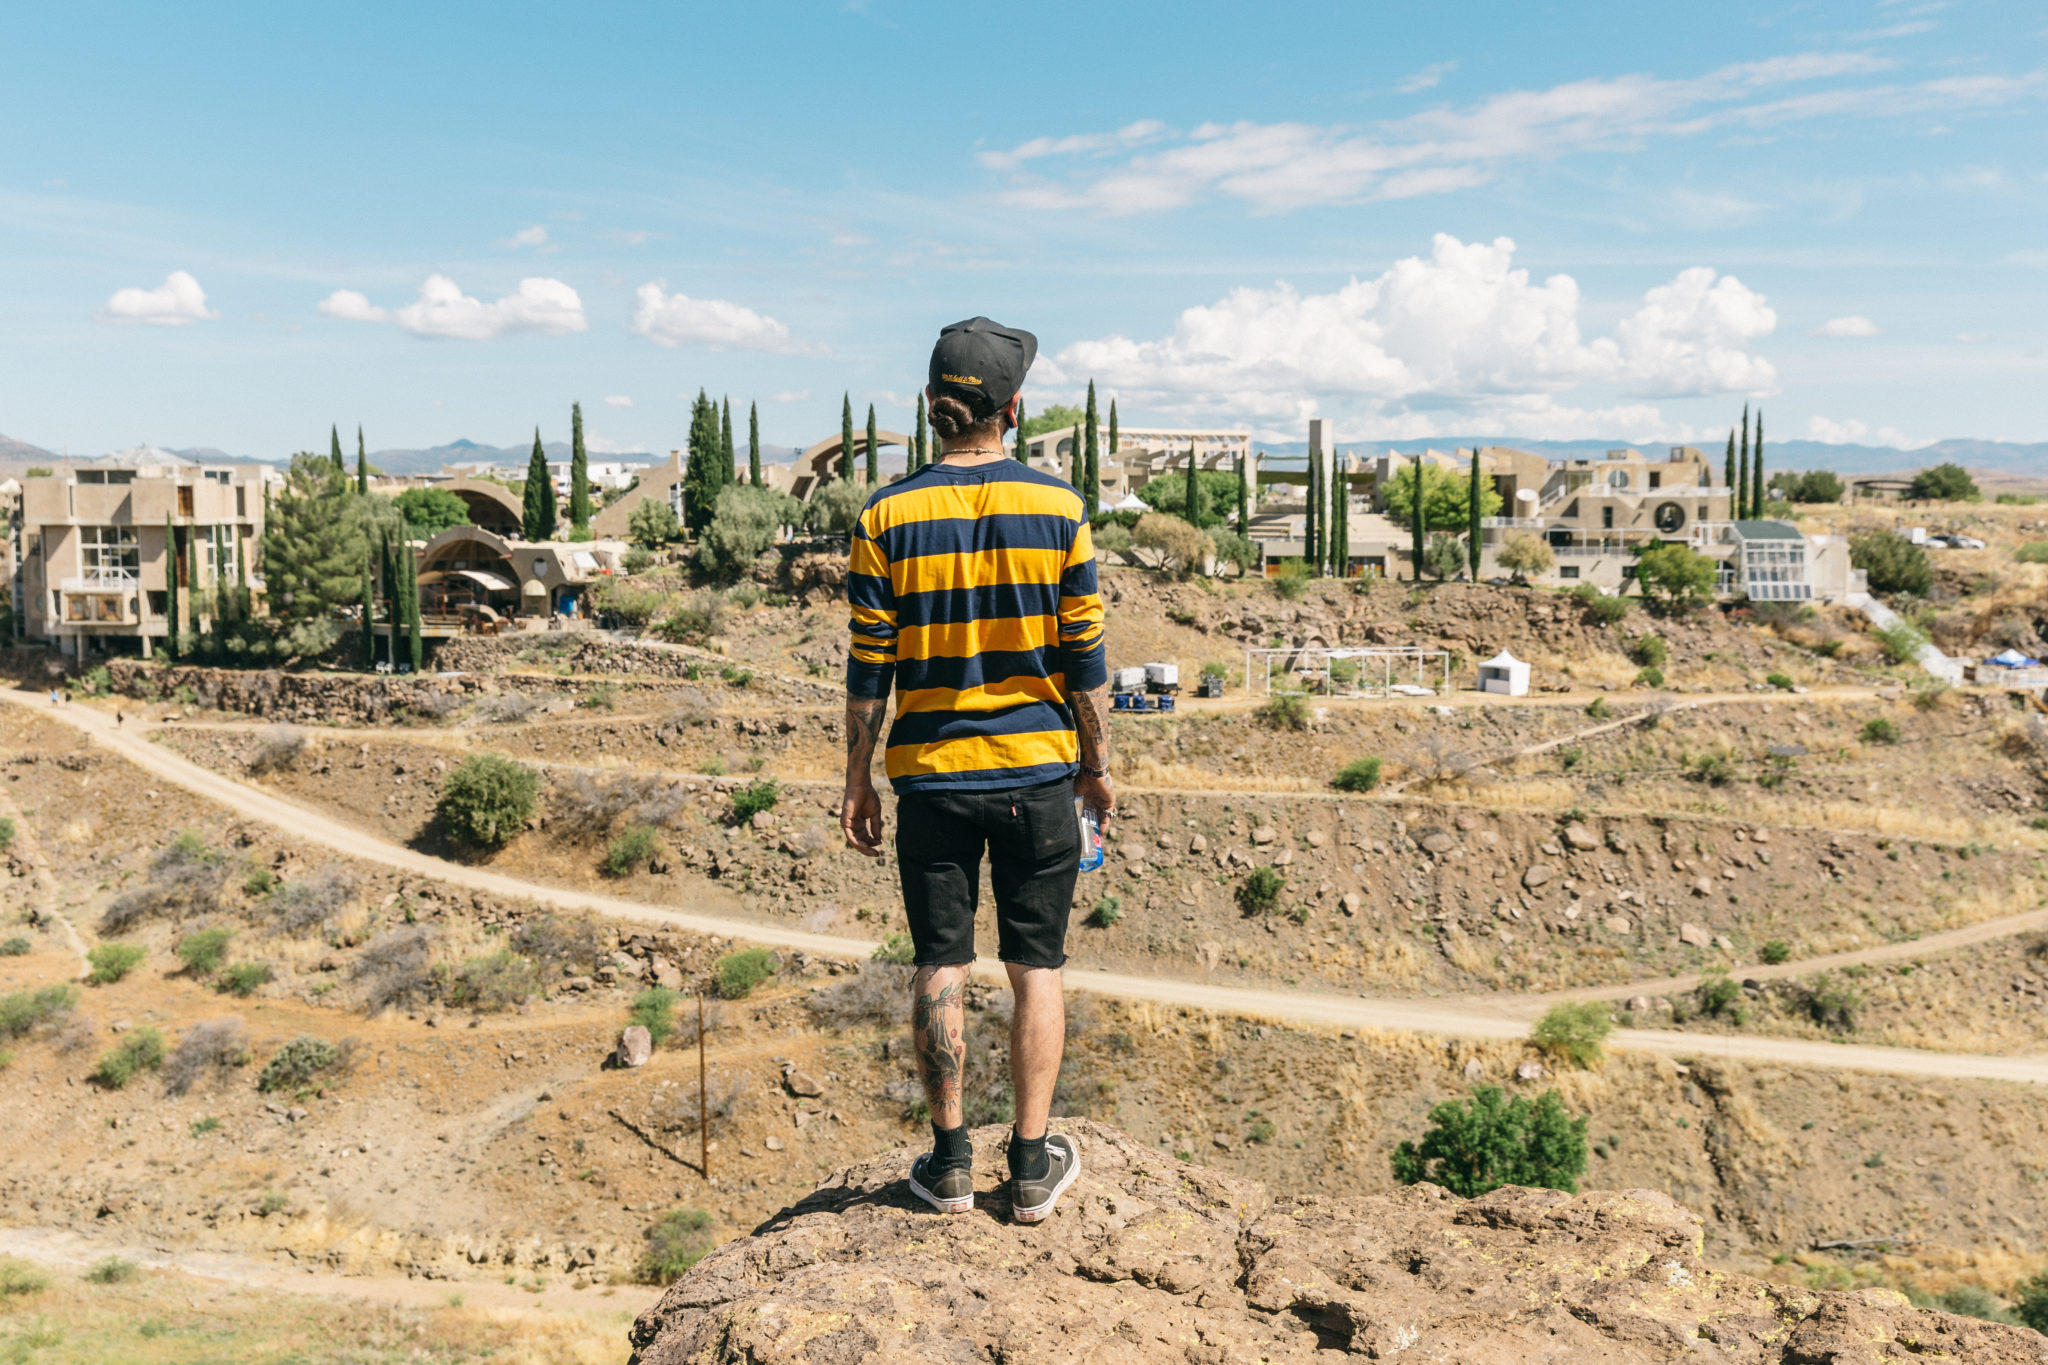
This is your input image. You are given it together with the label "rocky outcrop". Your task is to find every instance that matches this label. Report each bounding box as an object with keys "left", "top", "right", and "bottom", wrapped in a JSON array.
[{"left": 629, "top": 1120, "right": 2045, "bottom": 1364}]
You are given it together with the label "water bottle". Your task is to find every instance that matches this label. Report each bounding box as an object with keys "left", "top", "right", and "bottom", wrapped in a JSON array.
[{"left": 1075, "top": 798, "right": 1104, "bottom": 872}]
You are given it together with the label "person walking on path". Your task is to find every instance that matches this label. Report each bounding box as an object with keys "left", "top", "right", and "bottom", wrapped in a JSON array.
[{"left": 840, "top": 316, "right": 1114, "bottom": 1224}]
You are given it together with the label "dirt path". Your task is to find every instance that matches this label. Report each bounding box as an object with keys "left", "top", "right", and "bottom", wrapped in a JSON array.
[{"left": 11, "top": 689, "right": 2047, "bottom": 1087}]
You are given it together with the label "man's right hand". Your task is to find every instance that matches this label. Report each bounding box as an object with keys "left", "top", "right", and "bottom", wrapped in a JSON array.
[
  {"left": 841, "top": 781, "right": 884, "bottom": 857},
  {"left": 1075, "top": 771, "right": 1116, "bottom": 837}
]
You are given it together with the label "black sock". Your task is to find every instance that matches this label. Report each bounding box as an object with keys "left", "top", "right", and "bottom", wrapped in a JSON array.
[
  {"left": 930, "top": 1121, "right": 972, "bottom": 1173},
  {"left": 1008, "top": 1129, "right": 1049, "bottom": 1182}
]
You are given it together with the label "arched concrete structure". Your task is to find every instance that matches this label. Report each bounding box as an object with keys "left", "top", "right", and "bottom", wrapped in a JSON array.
[
  {"left": 436, "top": 477, "right": 526, "bottom": 536},
  {"left": 790, "top": 429, "right": 910, "bottom": 502}
]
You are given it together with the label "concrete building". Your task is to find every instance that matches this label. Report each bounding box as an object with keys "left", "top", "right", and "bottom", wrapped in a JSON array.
[
  {"left": 1020, "top": 424, "right": 1252, "bottom": 504},
  {"left": 15, "top": 452, "right": 268, "bottom": 657},
  {"left": 398, "top": 525, "right": 630, "bottom": 637},
  {"left": 590, "top": 450, "right": 689, "bottom": 541}
]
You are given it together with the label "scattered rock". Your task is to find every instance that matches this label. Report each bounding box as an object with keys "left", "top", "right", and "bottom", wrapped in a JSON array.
[
  {"left": 1462, "top": 1057, "right": 1484, "bottom": 1080},
  {"left": 1305, "top": 829, "right": 1327, "bottom": 848},
  {"left": 783, "top": 1068, "right": 825, "bottom": 1099},
  {"left": 1521, "top": 865, "right": 1553, "bottom": 890},
  {"left": 1692, "top": 877, "right": 1714, "bottom": 898},
  {"left": 1187, "top": 833, "right": 1208, "bottom": 854},
  {"left": 1626, "top": 995, "right": 1652, "bottom": 1013},
  {"left": 1678, "top": 923, "right": 1712, "bottom": 948},
  {"left": 1338, "top": 892, "right": 1363, "bottom": 917},
  {"left": 1453, "top": 812, "right": 1479, "bottom": 832},
  {"left": 764, "top": 1135, "right": 784, "bottom": 1152},
  {"left": 616, "top": 1026, "right": 653, "bottom": 1069},
  {"left": 1250, "top": 825, "right": 1277, "bottom": 845},
  {"left": 1514, "top": 1060, "right": 1546, "bottom": 1082},
  {"left": 1419, "top": 831, "right": 1456, "bottom": 855},
  {"left": 1714, "top": 935, "right": 1735, "bottom": 954},
  {"left": 1561, "top": 822, "right": 1600, "bottom": 852},
  {"left": 1604, "top": 916, "right": 1632, "bottom": 934}
]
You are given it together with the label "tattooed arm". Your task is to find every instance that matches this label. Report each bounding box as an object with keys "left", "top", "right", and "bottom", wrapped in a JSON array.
[
  {"left": 1070, "top": 680, "right": 1116, "bottom": 835},
  {"left": 841, "top": 695, "right": 888, "bottom": 857}
]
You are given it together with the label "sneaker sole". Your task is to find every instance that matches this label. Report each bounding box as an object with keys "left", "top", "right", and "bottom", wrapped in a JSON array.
[
  {"left": 907, "top": 1169, "right": 974, "bottom": 1215},
  {"left": 1011, "top": 1143, "right": 1081, "bottom": 1224}
]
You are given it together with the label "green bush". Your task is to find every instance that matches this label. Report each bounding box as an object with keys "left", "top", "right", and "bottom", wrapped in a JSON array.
[
  {"left": 256, "top": 1035, "right": 342, "bottom": 1092},
  {"left": 872, "top": 932, "right": 916, "bottom": 965},
  {"left": 0, "top": 816, "right": 14, "bottom": 851},
  {"left": 1585, "top": 696, "right": 1613, "bottom": 720},
  {"left": 730, "top": 779, "right": 780, "bottom": 824},
  {"left": 87, "top": 942, "right": 147, "bottom": 985},
  {"left": 1800, "top": 971, "right": 1861, "bottom": 1031},
  {"left": 175, "top": 926, "right": 234, "bottom": 976},
  {"left": 1530, "top": 1001, "right": 1614, "bottom": 1069},
  {"left": 0, "top": 1256, "right": 48, "bottom": 1295},
  {"left": 1759, "top": 940, "right": 1791, "bottom": 965},
  {"left": 629, "top": 987, "right": 680, "bottom": 1047},
  {"left": 1390, "top": 1086, "right": 1589, "bottom": 1197},
  {"left": 1765, "top": 672, "right": 1794, "bottom": 690},
  {"left": 0, "top": 984, "right": 77, "bottom": 1038},
  {"left": 697, "top": 484, "right": 804, "bottom": 582},
  {"left": 85, "top": 1257, "right": 138, "bottom": 1285},
  {"left": 1906, "top": 461, "right": 1978, "bottom": 501},
  {"left": 1629, "top": 634, "right": 1668, "bottom": 668},
  {"left": 603, "top": 826, "right": 659, "bottom": 877},
  {"left": 447, "top": 949, "right": 538, "bottom": 1011},
  {"left": 1087, "top": 895, "right": 1123, "bottom": 929},
  {"left": 1331, "top": 757, "right": 1382, "bottom": 793},
  {"left": 1872, "top": 622, "right": 1927, "bottom": 665},
  {"left": 2015, "top": 542, "right": 2048, "bottom": 565},
  {"left": 1260, "top": 693, "right": 1310, "bottom": 731},
  {"left": 1696, "top": 971, "right": 1743, "bottom": 1017},
  {"left": 217, "top": 962, "right": 273, "bottom": 997},
  {"left": 1269, "top": 558, "right": 1310, "bottom": 600},
  {"left": 1634, "top": 666, "right": 1665, "bottom": 688},
  {"left": 622, "top": 547, "right": 655, "bottom": 574},
  {"left": 1861, "top": 718, "right": 1900, "bottom": 745},
  {"left": 0, "top": 937, "right": 29, "bottom": 956},
  {"left": 436, "top": 754, "right": 541, "bottom": 848},
  {"left": 637, "top": 1206, "right": 716, "bottom": 1284},
  {"left": 1580, "top": 592, "right": 1633, "bottom": 626},
  {"left": 92, "top": 1027, "right": 166, "bottom": 1089},
  {"left": 714, "top": 947, "right": 777, "bottom": 1000},
  {"left": 1236, "top": 866, "right": 1286, "bottom": 916},
  {"left": 655, "top": 595, "right": 725, "bottom": 646},
  {"left": 1850, "top": 531, "right": 1933, "bottom": 597},
  {"left": 243, "top": 866, "right": 276, "bottom": 897},
  {"left": 2013, "top": 1267, "right": 2048, "bottom": 1334},
  {"left": 1689, "top": 750, "right": 1738, "bottom": 785},
  {"left": 1633, "top": 543, "right": 1716, "bottom": 609}
]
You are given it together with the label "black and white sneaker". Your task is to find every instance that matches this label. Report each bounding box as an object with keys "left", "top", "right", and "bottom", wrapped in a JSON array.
[
  {"left": 1009, "top": 1133, "right": 1079, "bottom": 1224},
  {"left": 908, "top": 1154, "right": 975, "bottom": 1214}
]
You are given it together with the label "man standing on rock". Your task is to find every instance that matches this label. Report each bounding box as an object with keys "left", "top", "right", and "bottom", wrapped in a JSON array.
[{"left": 840, "top": 317, "right": 1113, "bottom": 1223}]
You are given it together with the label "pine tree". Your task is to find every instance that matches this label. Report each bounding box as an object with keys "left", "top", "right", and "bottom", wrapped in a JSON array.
[
  {"left": 1724, "top": 430, "right": 1737, "bottom": 506},
  {"left": 748, "top": 402, "right": 762, "bottom": 487},
  {"left": 865, "top": 404, "right": 878, "bottom": 484},
  {"left": 840, "top": 393, "right": 855, "bottom": 482},
  {"left": 569, "top": 402, "right": 592, "bottom": 531},
  {"left": 522, "top": 428, "right": 554, "bottom": 540},
  {"left": 1467, "top": 448, "right": 1483, "bottom": 580},
  {"left": 1014, "top": 401, "right": 1028, "bottom": 462},
  {"left": 1108, "top": 399, "right": 1119, "bottom": 454},
  {"left": 330, "top": 424, "right": 344, "bottom": 474},
  {"left": 1410, "top": 453, "right": 1425, "bottom": 582},
  {"left": 1083, "top": 382, "right": 1100, "bottom": 520},
  {"left": 1752, "top": 410, "right": 1765, "bottom": 516},
  {"left": 356, "top": 425, "right": 369, "bottom": 496},
  {"left": 261, "top": 453, "right": 368, "bottom": 624},
  {"left": 721, "top": 398, "right": 735, "bottom": 485},
  {"left": 164, "top": 513, "right": 179, "bottom": 659},
  {"left": 913, "top": 394, "right": 927, "bottom": 471}
]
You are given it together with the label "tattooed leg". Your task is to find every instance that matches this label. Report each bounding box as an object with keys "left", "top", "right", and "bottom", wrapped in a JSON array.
[{"left": 911, "top": 964, "right": 969, "bottom": 1128}]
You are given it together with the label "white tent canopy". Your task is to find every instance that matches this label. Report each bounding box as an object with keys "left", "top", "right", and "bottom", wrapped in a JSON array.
[{"left": 1112, "top": 492, "right": 1149, "bottom": 512}]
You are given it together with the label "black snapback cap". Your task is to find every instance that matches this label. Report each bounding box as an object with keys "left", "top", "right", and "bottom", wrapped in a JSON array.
[{"left": 928, "top": 316, "right": 1038, "bottom": 421}]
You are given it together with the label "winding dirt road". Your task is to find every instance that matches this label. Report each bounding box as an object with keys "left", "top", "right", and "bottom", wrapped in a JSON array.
[{"left": 11, "top": 689, "right": 2047, "bottom": 1087}]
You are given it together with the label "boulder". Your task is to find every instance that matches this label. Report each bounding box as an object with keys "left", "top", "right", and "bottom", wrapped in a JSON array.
[
  {"left": 627, "top": 1120, "right": 2044, "bottom": 1364},
  {"left": 1562, "top": 821, "right": 1600, "bottom": 852},
  {"left": 1250, "top": 825, "right": 1278, "bottom": 845},
  {"left": 1521, "top": 865, "right": 1553, "bottom": 890},
  {"left": 615, "top": 1026, "right": 652, "bottom": 1069},
  {"left": 1514, "top": 1059, "right": 1546, "bottom": 1082},
  {"left": 1604, "top": 916, "right": 1632, "bottom": 935},
  {"left": 1419, "top": 830, "right": 1456, "bottom": 855},
  {"left": 783, "top": 1067, "right": 825, "bottom": 1099},
  {"left": 1679, "top": 922, "right": 1713, "bottom": 948}
]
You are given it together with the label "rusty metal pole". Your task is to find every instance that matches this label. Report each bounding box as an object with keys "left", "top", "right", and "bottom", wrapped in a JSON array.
[{"left": 698, "top": 993, "right": 709, "bottom": 1180}]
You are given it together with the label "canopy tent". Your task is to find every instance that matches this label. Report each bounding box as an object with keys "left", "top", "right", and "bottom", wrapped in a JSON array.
[
  {"left": 453, "top": 569, "right": 515, "bottom": 592},
  {"left": 1987, "top": 648, "right": 2041, "bottom": 668},
  {"left": 1477, "top": 650, "right": 1531, "bottom": 697},
  {"left": 1112, "top": 493, "right": 1149, "bottom": 512}
]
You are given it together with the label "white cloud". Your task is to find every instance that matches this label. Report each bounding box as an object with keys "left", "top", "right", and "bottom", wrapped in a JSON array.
[
  {"left": 102, "top": 270, "right": 219, "bottom": 326},
  {"left": 974, "top": 52, "right": 2048, "bottom": 215},
  {"left": 1046, "top": 234, "right": 1775, "bottom": 437},
  {"left": 603, "top": 395, "right": 633, "bottom": 408},
  {"left": 1811, "top": 314, "right": 1882, "bottom": 337},
  {"left": 386, "top": 275, "right": 587, "bottom": 340},
  {"left": 629, "top": 283, "right": 805, "bottom": 352},
  {"left": 768, "top": 389, "right": 810, "bottom": 403},
  {"left": 317, "top": 289, "right": 387, "bottom": 322},
  {"left": 505, "top": 225, "right": 550, "bottom": 249},
  {"left": 1397, "top": 61, "right": 1456, "bottom": 94},
  {"left": 1806, "top": 415, "right": 1920, "bottom": 448}
]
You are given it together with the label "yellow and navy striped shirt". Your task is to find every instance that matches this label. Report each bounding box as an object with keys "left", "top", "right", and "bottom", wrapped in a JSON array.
[{"left": 846, "top": 460, "right": 1106, "bottom": 793}]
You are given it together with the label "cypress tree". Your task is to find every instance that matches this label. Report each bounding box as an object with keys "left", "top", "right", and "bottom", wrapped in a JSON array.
[
  {"left": 187, "top": 528, "right": 201, "bottom": 634},
  {"left": 400, "top": 519, "right": 423, "bottom": 672},
  {"left": 1014, "top": 401, "right": 1028, "bottom": 463},
  {"left": 865, "top": 404, "right": 878, "bottom": 484},
  {"left": 721, "top": 398, "right": 735, "bottom": 486},
  {"left": 1108, "top": 399, "right": 1119, "bottom": 454},
  {"left": 164, "top": 513, "right": 179, "bottom": 659},
  {"left": 1334, "top": 454, "right": 1350, "bottom": 578},
  {"left": 1178, "top": 443, "right": 1194, "bottom": 529},
  {"left": 1083, "top": 382, "right": 1100, "bottom": 520},
  {"left": 569, "top": 402, "right": 592, "bottom": 531},
  {"left": 378, "top": 531, "right": 398, "bottom": 669},
  {"left": 1306, "top": 449, "right": 1320, "bottom": 572},
  {"left": 840, "top": 393, "right": 855, "bottom": 482},
  {"left": 1737, "top": 404, "right": 1751, "bottom": 520},
  {"left": 522, "top": 428, "right": 554, "bottom": 540},
  {"left": 913, "top": 394, "right": 927, "bottom": 472},
  {"left": 356, "top": 425, "right": 369, "bottom": 496},
  {"left": 1236, "top": 450, "right": 1249, "bottom": 532},
  {"left": 1410, "top": 453, "right": 1425, "bottom": 582},
  {"left": 1752, "top": 410, "right": 1766, "bottom": 515},
  {"left": 683, "top": 391, "right": 724, "bottom": 532},
  {"left": 1724, "top": 429, "right": 1737, "bottom": 506},
  {"left": 748, "top": 402, "right": 762, "bottom": 487},
  {"left": 359, "top": 531, "right": 375, "bottom": 668},
  {"left": 330, "top": 424, "right": 344, "bottom": 474},
  {"left": 1467, "top": 448, "right": 1483, "bottom": 579}
]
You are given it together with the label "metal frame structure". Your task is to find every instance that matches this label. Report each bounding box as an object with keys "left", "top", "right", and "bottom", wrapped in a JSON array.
[{"left": 1245, "top": 645, "right": 1452, "bottom": 698}]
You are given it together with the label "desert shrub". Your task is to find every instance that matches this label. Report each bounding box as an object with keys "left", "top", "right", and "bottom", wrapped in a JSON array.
[
  {"left": 245, "top": 726, "right": 307, "bottom": 775},
  {"left": 256, "top": 1035, "right": 343, "bottom": 1092},
  {"left": 1091, "top": 522, "right": 1133, "bottom": 563},
  {"left": 1236, "top": 866, "right": 1286, "bottom": 917},
  {"left": 87, "top": 942, "right": 147, "bottom": 985},
  {"left": 92, "top": 1026, "right": 166, "bottom": 1089},
  {"left": 1497, "top": 532, "right": 1553, "bottom": 581},
  {"left": 1633, "top": 543, "right": 1716, "bottom": 609},
  {"left": 0, "top": 817, "right": 13, "bottom": 851},
  {"left": 1332, "top": 757, "right": 1382, "bottom": 793},
  {"left": 1199, "top": 659, "right": 1231, "bottom": 688},
  {"left": 0, "top": 984, "right": 77, "bottom": 1039},
  {"left": 1260, "top": 693, "right": 1310, "bottom": 731},
  {"left": 1799, "top": 972, "right": 1861, "bottom": 1031},
  {"left": 271, "top": 869, "right": 357, "bottom": 934},
  {"left": 603, "top": 825, "right": 659, "bottom": 877},
  {"left": 1390, "top": 1086, "right": 1589, "bottom": 1198},
  {"left": 1695, "top": 970, "right": 1743, "bottom": 1017},
  {"left": 628, "top": 497, "right": 681, "bottom": 548},
  {"left": 622, "top": 546, "right": 655, "bottom": 574},
  {"left": 1906, "top": 461, "right": 1978, "bottom": 501},
  {"left": 1581, "top": 592, "right": 1634, "bottom": 626},
  {"left": 697, "top": 484, "right": 802, "bottom": 582},
  {"left": 651, "top": 1066, "right": 748, "bottom": 1134},
  {"left": 0, "top": 1257, "right": 49, "bottom": 1295},
  {"left": 1783, "top": 469, "right": 1846, "bottom": 503},
  {"left": 637, "top": 1207, "right": 716, "bottom": 1284},
  {"left": 730, "top": 778, "right": 780, "bottom": 824},
  {"left": 2014, "top": 542, "right": 2048, "bottom": 565},
  {"left": 84, "top": 1256, "right": 138, "bottom": 1284},
  {"left": 577, "top": 683, "right": 619, "bottom": 712},
  {"left": 1585, "top": 696, "right": 1613, "bottom": 719},
  {"left": 1087, "top": 895, "right": 1123, "bottom": 928},
  {"left": 216, "top": 962, "right": 273, "bottom": 997},
  {"left": 474, "top": 692, "right": 540, "bottom": 724},
  {"left": 808, "top": 962, "right": 912, "bottom": 1029},
  {"left": 655, "top": 594, "right": 727, "bottom": 646},
  {"left": 436, "top": 753, "right": 541, "bottom": 848},
  {"left": 100, "top": 831, "right": 228, "bottom": 933},
  {"left": 1861, "top": 718, "right": 1900, "bottom": 745},
  {"left": 1850, "top": 531, "right": 1933, "bottom": 597},
  {"left": 0, "top": 937, "right": 29, "bottom": 956},
  {"left": 2014, "top": 1268, "right": 2048, "bottom": 1334},
  {"left": 1869, "top": 622, "right": 1926, "bottom": 666},
  {"left": 1634, "top": 666, "right": 1665, "bottom": 688},
  {"left": 592, "top": 580, "right": 672, "bottom": 628},
  {"left": 629, "top": 987, "right": 681, "bottom": 1047},
  {"left": 446, "top": 949, "right": 538, "bottom": 1012},
  {"left": 1688, "top": 750, "right": 1738, "bottom": 786},
  {"left": 871, "top": 931, "right": 916, "bottom": 965},
  {"left": 1764, "top": 672, "right": 1794, "bottom": 690},
  {"left": 1269, "top": 558, "right": 1310, "bottom": 599},
  {"left": 175, "top": 926, "right": 234, "bottom": 976},
  {"left": 805, "top": 477, "right": 873, "bottom": 537},
  {"left": 163, "top": 1018, "right": 249, "bottom": 1097},
  {"left": 355, "top": 926, "right": 437, "bottom": 1015},
  {"left": 1134, "top": 512, "right": 1210, "bottom": 578},
  {"left": 1629, "top": 634, "right": 1668, "bottom": 668},
  {"left": 1530, "top": 1001, "right": 1613, "bottom": 1069},
  {"left": 242, "top": 866, "right": 276, "bottom": 897},
  {"left": 1207, "top": 529, "right": 1255, "bottom": 575},
  {"left": 1759, "top": 940, "right": 1792, "bottom": 965},
  {"left": 511, "top": 913, "right": 602, "bottom": 977},
  {"left": 714, "top": 948, "right": 776, "bottom": 1000}
]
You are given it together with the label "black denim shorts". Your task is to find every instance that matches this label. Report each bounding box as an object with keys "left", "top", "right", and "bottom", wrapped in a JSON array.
[{"left": 894, "top": 777, "right": 1082, "bottom": 969}]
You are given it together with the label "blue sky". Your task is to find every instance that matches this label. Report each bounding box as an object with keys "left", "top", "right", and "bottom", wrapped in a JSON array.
[{"left": 3, "top": 0, "right": 2043, "bottom": 457}]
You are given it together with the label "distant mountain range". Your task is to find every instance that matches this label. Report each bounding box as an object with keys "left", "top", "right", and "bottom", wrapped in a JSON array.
[{"left": 0, "top": 433, "right": 805, "bottom": 476}]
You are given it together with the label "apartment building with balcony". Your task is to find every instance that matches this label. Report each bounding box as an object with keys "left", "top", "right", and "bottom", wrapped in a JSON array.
[{"left": 15, "top": 452, "right": 268, "bottom": 656}]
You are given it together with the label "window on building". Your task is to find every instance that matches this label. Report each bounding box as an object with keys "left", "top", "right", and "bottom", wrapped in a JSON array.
[
  {"left": 75, "top": 470, "right": 135, "bottom": 486},
  {"left": 147, "top": 591, "right": 167, "bottom": 616},
  {"left": 1559, "top": 565, "right": 1580, "bottom": 580},
  {"left": 82, "top": 526, "right": 140, "bottom": 579},
  {"left": 236, "top": 486, "right": 247, "bottom": 517},
  {"left": 1649, "top": 472, "right": 1662, "bottom": 489},
  {"left": 177, "top": 486, "right": 194, "bottom": 517},
  {"left": 1602, "top": 506, "right": 1614, "bottom": 529},
  {"left": 1741, "top": 540, "right": 1813, "bottom": 601},
  {"left": 205, "top": 469, "right": 231, "bottom": 484}
]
